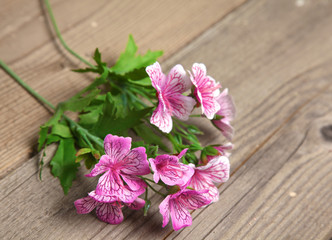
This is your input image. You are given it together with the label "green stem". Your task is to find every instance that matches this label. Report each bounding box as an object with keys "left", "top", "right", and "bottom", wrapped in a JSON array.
[
  {"left": 65, "top": 115, "right": 103, "bottom": 149},
  {"left": 189, "top": 114, "right": 202, "bottom": 118},
  {"left": 145, "top": 181, "right": 166, "bottom": 197},
  {"left": 44, "top": 0, "right": 95, "bottom": 69},
  {"left": 0, "top": 59, "right": 104, "bottom": 149},
  {"left": 0, "top": 60, "right": 55, "bottom": 110}
]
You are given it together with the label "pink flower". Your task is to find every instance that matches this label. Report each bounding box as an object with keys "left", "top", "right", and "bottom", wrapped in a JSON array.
[
  {"left": 149, "top": 149, "right": 194, "bottom": 186},
  {"left": 146, "top": 62, "right": 196, "bottom": 133},
  {"left": 159, "top": 187, "right": 211, "bottom": 231},
  {"left": 189, "top": 156, "right": 230, "bottom": 202},
  {"left": 190, "top": 63, "right": 221, "bottom": 119},
  {"left": 86, "top": 134, "right": 150, "bottom": 203},
  {"left": 74, "top": 191, "right": 145, "bottom": 225},
  {"left": 206, "top": 143, "right": 233, "bottom": 162},
  {"left": 213, "top": 88, "right": 236, "bottom": 140}
]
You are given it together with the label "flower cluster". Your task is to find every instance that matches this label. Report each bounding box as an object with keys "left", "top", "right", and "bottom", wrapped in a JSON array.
[
  {"left": 147, "top": 62, "right": 236, "bottom": 139},
  {"left": 1, "top": 5, "right": 235, "bottom": 232},
  {"left": 75, "top": 62, "right": 235, "bottom": 231}
]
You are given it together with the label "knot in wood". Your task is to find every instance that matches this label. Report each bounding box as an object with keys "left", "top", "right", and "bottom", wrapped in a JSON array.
[{"left": 321, "top": 125, "right": 332, "bottom": 142}]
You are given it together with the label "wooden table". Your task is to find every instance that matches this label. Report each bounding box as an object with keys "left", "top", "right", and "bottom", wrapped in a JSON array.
[{"left": 1, "top": 0, "right": 332, "bottom": 239}]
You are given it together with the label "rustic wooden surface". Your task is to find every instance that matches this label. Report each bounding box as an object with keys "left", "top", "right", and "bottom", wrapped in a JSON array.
[{"left": 1, "top": 0, "right": 332, "bottom": 239}]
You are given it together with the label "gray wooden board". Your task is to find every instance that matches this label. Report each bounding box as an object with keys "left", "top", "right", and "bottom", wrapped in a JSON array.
[{"left": 1, "top": 0, "right": 332, "bottom": 239}]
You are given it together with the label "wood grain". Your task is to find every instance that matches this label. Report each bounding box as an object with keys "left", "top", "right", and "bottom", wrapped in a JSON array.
[
  {"left": 0, "top": 0, "right": 247, "bottom": 178},
  {"left": 1, "top": 0, "right": 332, "bottom": 239}
]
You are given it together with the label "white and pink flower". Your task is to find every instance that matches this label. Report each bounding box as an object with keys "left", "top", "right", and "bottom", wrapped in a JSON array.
[
  {"left": 159, "top": 187, "right": 211, "bottom": 231},
  {"left": 146, "top": 62, "right": 196, "bottom": 133},
  {"left": 189, "top": 156, "right": 230, "bottom": 202},
  {"left": 86, "top": 134, "right": 150, "bottom": 203},
  {"left": 190, "top": 63, "right": 221, "bottom": 119},
  {"left": 212, "top": 88, "right": 236, "bottom": 140},
  {"left": 74, "top": 192, "right": 145, "bottom": 225},
  {"left": 149, "top": 149, "right": 194, "bottom": 186}
]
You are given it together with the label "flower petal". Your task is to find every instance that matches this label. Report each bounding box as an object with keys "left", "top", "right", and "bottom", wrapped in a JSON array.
[
  {"left": 168, "top": 94, "right": 196, "bottom": 121},
  {"left": 126, "top": 198, "right": 145, "bottom": 210},
  {"left": 146, "top": 62, "right": 166, "bottom": 90},
  {"left": 170, "top": 198, "right": 192, "bottom": 231},
  {"left": 95, "top": 170, "right": 127, "bottom": 198},
  {"left": 177, "top": 148, "right": 188, "bottom": 159},
  {"left": 213, "top": 120, "right": 234, "bottom": 140},
  {"left": 195, "top": 156, "right": 230, "bottom": 183},
  {"left": 178, "top": 189, "right": 211, "bottom": 210},
  {"left": 120, "top": 147, "right": 150, "bottom": 175},
  {"left": 85, "top": 155, "right": 110, "bottom": 177},
  {"left": 191, "top": 63, "right": 221, "bottom": 119},
  {"left": 164, "top": 64, "right": 191, "bottom": 93},
  {"left": 121, "top": 174, "right": 147, "bottom": 191},
  {"left": 160, "top": 162, "right": 194, "bottom": 186},
  {"left": 96, "top": 203, "right": 124, "bottom": 224},
  {"left": 104, "top": 134, "right": 132, "bottom": 161},
  {"left": 216, "top": 88, "right": 236, "bottom": 122},
  {"left": 74, "top": 196, "right": 98, "bottom": 214},
  {"left": 159, "top": 195, "right": 171, "bottom": 228},
  {"left": 88, "top": 190, "right": 118, "bottom": 203},
  {"left": 150, "top": 104, "right": 172, "bottom": 133}
]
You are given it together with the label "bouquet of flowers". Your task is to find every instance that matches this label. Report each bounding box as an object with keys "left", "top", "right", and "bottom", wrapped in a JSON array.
[{"left": 0, "top": 0, "right": 235, "bottom": 231}]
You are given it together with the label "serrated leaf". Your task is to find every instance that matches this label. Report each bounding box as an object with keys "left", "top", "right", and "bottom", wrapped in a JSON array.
[
  {"left": 51, "top": 123, "right": 73, "bottom": 138},
  {"left": 110, "top": 35, "right": 163, "bottom": 75},
  {"left": 78, "top": 95, "right": 106, "bottom": 129},
  {"left": 50, "top": 138, "right": 79, "bottom": 194},
  {"left": 93, "top": 93, "right": 152, "bottom": 138},
  {"left": 61, "top": 89, "right": 100, "bottom": 112},
  {"left": 44, "top": 107, "right": 64, "bottom": 127},
  {"left": 46, "top": 134, "right": 62, "bottom": 145}
]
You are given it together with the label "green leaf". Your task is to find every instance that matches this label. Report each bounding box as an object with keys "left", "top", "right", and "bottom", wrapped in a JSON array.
[
  {"left": 44, "top": 107, "right": 64, "bottom": 127},
  {"left": 134, "top": 124, "right": 170, "bottom": 152},
  {"left": 78, "top": 95, "right": 106, "bottom": 129},
  {"left": 51, "top": 123, "right": 73, "bottom": 138},
  {"left": 183, "top": 151, "right": 198, "bottom": 165},
  {"left": 93, "top": 93, "right": 152, "bottom": 138},
  {"left": 75, "top": 148, "right": 92, "bottom": 156},
  {"left": 38, "top": 126, "right": 49, "bottom": 151},
  {"left": 187, "top": 125, "right": 203, "bottom": 135},
  {"left": 61, "top": 89, "right": 100, "bottom": 112},
  {"left": 46, "top": 134, "right": 61, "bottom": 145},
  {"left": 110, "top": 35, "right": 163, "bottom": 75},
  {"left": 50, "top": 138, "right": 79, "bottom": 194},
  {"left": 128, "top": 77, "right": 152, "bottom": 87}
]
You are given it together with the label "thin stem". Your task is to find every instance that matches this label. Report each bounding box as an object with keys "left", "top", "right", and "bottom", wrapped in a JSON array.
[
  {"left": 0, "top": 60, "right": 55, "bottom": 110},
  {"left": 44, "top": 0, "right": 95, "bottom": 69},
  {"left": 143, "top": 180, "right": 166, "bottom": 197},
  {"left": 189, "top": 114, "right": 202, "bottom": 118},
  {"left": 0, "top": 59, "right": 104, "bottom": 150},
  {"left": 65, "top": 115, "right": 103, "bottom": 149}
]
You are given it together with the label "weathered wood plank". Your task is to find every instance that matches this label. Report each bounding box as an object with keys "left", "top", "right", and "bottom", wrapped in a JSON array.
[
  {"left": 166, "top": 64, "right": 332, "bottom": 240},
  {"left": 0, "top": 0, "right": 247, "bottom": 178},
  {"left": 1, "top": 0, "right": 332, "bottom": 239}
]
